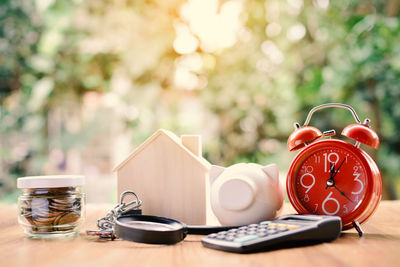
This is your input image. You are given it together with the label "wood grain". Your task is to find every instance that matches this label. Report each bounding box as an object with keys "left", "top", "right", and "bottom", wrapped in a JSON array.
[
  {"left": 115, "top": 129, "right": 209, "bottom": 225},
  {"left": 1, "top": 201, "right": 399, "bottom": 267}
]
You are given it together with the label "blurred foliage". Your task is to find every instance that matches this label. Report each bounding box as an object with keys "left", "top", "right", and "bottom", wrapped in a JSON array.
[{"left": 1, "top": 0, "right": 399, "bottom": 201}]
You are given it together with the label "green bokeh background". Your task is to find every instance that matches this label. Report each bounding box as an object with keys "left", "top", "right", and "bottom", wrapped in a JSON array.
[{"left": 1, "top": 0, "right": 399, "bottom": 202}]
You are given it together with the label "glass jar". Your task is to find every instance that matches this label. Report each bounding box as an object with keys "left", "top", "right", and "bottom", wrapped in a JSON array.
[{"left": 17, "top": 175, "right": 85, "bottom": 239}]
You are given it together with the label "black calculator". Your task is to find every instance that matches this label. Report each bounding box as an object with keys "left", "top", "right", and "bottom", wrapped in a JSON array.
[{"left": 201, "top": 214, "right": 342, "bottom": 253}]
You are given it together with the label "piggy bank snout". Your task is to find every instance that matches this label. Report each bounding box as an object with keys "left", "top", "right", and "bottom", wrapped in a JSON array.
[{"left": 217, "top": 177, "right": 257, "bottom": 211}]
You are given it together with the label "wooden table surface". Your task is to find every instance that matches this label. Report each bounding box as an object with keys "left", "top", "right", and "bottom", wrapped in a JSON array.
[{"left": 1, "top": 201, "right": 399, "bottom": 267}]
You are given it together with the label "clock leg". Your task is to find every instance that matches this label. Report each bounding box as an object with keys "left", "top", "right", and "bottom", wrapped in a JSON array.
[{"left": 352, "top": 221, "right": 363, "bottom": 237}]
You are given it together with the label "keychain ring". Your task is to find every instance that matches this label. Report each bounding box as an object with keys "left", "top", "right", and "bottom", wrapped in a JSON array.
[{"left": 119, "top": 191, "right": 142, "bottom": 212}]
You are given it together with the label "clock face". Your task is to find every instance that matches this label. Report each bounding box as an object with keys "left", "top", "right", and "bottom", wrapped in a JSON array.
[{"left": 293, "top": 146, "right": 367, "bottom": 217}]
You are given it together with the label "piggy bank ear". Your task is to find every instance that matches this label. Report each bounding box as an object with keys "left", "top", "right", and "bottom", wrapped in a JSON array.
[
  {"left": 209, "top": 165, "right": 225, "bottom": 184},
  {"left": 262, "top": 164, "right": 279, "bottom": 183}
]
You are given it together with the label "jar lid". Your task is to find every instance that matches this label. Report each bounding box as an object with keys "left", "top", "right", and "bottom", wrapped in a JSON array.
[{"left": 17, "top": 175, "right": 85, "bottom": 189}]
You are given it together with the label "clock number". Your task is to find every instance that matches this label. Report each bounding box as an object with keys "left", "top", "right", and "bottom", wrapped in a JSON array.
[
  {"left": 322, "top": 192, "right": 340, "bottom": 215},
  {"left": 351, "top": 166, "right": 364, "bottom": 195},
  {"left": 313, "top": 204, "right": 318, "bottom": 213},
  {"left": 324, "top": 152, "right": 339, "bottom": 172},
  {"left": 301, "top": 165, "right": 314, "bottom": 173},
  {"left": 303, "top": 194, "right": 310, "bottom": 202},
  {"left": 343, "top": 204, "right": 348, "bottom": 214},
  {"left": 300, "top": 173, "right": 315, "bottom": 193}
]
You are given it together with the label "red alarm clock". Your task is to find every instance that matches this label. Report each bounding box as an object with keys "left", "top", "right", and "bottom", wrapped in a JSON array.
[{"left": 286, "top": 103, "right": 382, "bottom": 236}]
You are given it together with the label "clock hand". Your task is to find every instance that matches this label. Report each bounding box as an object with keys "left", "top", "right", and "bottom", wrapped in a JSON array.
[
  {"left": 325, "top": 157, "right": 353, "bottom": 202},
  {"left": 329, "top": 161, "right": 335, "bottom": 177},
  {"left": 326, "top": 177, "right": 354, "bottom": 202},
  {"left": 331, "top": 157, "right": 347, "bottom": 180},
  {"left": 326, "top": 162, "right": 335, "bottom": 189},
  {"left": 333, "top": 185, "right": 354, "bottom": 203}
]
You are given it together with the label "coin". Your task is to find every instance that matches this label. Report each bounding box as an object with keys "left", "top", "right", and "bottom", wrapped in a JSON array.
[
  {"left": 56, "top": 212, "right": 80, "bottom": 225},
  {"left": 19, "top": 187, "right": 82, "bottom": 233}
]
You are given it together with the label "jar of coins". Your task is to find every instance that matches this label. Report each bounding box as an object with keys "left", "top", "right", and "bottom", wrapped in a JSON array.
[{"left": 17, "top": 175, "right": 85, "bottom": 239}]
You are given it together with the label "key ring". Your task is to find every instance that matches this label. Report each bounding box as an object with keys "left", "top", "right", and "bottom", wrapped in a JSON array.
[
  {"left": 118, "top": 191, "right": 143, "bottom": 213},
  {"left": 96, "top": 191, "right": 142, "bottom": 231}
]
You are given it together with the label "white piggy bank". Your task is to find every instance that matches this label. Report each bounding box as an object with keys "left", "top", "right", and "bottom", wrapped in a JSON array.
[{"left": 209, "top": 163, "right": 284, "bottom": 226}]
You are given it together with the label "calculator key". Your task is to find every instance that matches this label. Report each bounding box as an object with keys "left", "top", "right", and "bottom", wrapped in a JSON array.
[
  {"left": 239, "top": 226, "right": 248, "bottom": 230},
  {"left": 260, "top": 221, "right": 271, "bottom": 225},
  {"left": 228, "top": 229, "right": 238, "bottom": 233},
  {"left": 257, "top": 232, "right": 268, "bottom": 237},
  {"left": 208, "top": 234, "right": 217, "bottom": 238},
  {"left": 225, "top": 236, "right": 235, "bottom": 241},
  {"left": 216, "top": 234, "right": 226, "bottom": 239},
  {"left": 234, "top": 235, "right": 258, "bottom": 243},
  {"left": 287, "top": 225, "right": 298, "bottom": 229},
  {"left": 247, "top": 231, "right": 257, "bottom": 235}
]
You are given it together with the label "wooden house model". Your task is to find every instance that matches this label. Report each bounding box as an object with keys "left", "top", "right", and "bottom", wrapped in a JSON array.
[{"left": 113, "top": 129, "right": 210, "bottom": 225}]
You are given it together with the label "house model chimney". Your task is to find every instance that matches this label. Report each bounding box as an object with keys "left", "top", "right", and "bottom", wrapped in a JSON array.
[{"left": 181, "top": 135, "right": 202, "bottom": 157}]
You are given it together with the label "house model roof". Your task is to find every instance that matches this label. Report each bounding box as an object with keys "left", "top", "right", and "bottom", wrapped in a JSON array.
[{"left": 113, "top": 129, "right": 210, "bottom": 172}]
